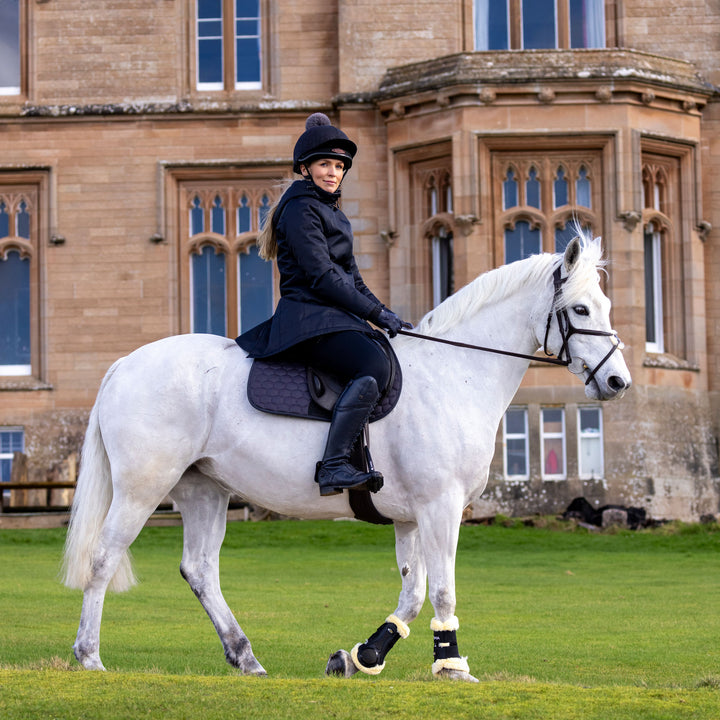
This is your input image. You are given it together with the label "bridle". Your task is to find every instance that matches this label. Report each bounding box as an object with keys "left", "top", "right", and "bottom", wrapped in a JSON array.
[
  {"left": 397, "top": 264, "right": 624, "bottom": 387},
  {"left": 542, "top": 265, "right": 624, "bottom": 386}
]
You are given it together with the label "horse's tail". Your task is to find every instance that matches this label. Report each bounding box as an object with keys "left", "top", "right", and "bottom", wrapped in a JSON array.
[{"left": 61, "top": 359, "right": 137, "bottom": 592}]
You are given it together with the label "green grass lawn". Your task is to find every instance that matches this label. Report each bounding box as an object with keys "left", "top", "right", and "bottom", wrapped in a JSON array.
[{"left": 0, "top": 518, "right": 718, "bottom": 719}]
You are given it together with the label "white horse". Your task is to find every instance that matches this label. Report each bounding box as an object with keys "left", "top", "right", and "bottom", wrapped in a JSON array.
[{"left": 62, "top": 234, "right": 630, "bottom": 681}]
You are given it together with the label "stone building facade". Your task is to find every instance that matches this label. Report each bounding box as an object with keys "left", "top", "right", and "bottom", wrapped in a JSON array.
[{"left": 1, "top": 0, "right": 719, "bottom": 520}]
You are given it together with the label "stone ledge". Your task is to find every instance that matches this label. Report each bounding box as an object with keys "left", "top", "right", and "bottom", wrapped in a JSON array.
[
  {"left": 0, "top": 377, "right": 53, "bottom": 391},
  {"left": 643, "top": 353, "right": 700, "bottom": 371},
  {"left": 376, "top": 49, "right": 717, "bottom": 98}
]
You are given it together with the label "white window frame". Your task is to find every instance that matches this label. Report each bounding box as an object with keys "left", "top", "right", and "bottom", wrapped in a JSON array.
[
  {"left": 540, "top": 406, "right": 566, "bottom": 480},
  {"left": 474, "top": 0, "right": 605, "bottom": 50},
  {"left": 0, "top": 0, "right": 21, "bottom": 95},
  {"left": 196, "top": 1, "right": 225, "bottom": 91},
  {"left": 644, "top": 226, "right": 664, "bottom": 353},
  {"left": 234, "top": 0, "right": 262, "bottom": 90},
  {"left": 196, "top": 0, "right": 262, "bottom": 92},
  {"left": 431, "top": 227, "right": 453, "bottom": 307},
  {"left": 503, "top": 407, "right": 529, "bottom": 480},
  {"left": 577, "top": 406, "right": 604, "bottom": 480}
]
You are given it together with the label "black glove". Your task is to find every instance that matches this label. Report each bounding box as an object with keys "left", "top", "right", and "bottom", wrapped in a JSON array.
[{"left": 374, "top": 307, "right": 413, "bottom": 338}]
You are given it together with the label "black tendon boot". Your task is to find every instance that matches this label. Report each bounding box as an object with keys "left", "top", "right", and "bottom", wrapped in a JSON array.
[{"left": 315, "top": 376, "right": 384, "bottom": 497}]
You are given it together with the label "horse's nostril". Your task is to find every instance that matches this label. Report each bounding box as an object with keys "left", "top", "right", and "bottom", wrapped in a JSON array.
[{"left": 608, "top": 375, "right": 628, "bottom": 392}]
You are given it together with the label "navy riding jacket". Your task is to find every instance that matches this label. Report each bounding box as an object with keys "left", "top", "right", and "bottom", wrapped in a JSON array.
[{"left": 236, "top": 178, "right": 383, "bottom": 359}]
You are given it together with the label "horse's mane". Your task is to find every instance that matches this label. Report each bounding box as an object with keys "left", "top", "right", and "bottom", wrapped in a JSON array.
[{"left": 412, "top": 229, "right": 604, "bottom": 337}]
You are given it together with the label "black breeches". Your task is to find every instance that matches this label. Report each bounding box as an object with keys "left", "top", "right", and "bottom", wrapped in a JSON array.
[{"left": 292, "top": 331, "right": 391, "bottom": 392}]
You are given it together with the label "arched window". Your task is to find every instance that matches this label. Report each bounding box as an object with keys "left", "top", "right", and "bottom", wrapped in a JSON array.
[
  {"left": 553, "top": 166, "right": 568, "bottom": 208},
  {"left": 0, "top": 249, "right": 31, "bottom": 372},
  {"left": 576, "top": 166, "right": 591, "bottom": 208},
  {"left": 641, "top": 157, "right": 683, "bottom": 356},
  {"left": 526, "top": 166, "right": 541, "bottom": 209},
  {"left": 190, "top": 195, "right": 204, "bottom": 236},
  {"left": 237, "top": 194, "right": 251, "bottom": 233},
  {"left": 258, "top": 194, "right": 271, "bottom": 229},
  {"left": 432, "top": 226, "right": 454, "bottom": 307},
  {"left": 182, "top": 182, "right": 278, "bottom": 337},
  {"left": 422, "top": 170, "right": 454, "bottom": 308},
  {"left": 494, "top": 151, "right": 599, "bottom": 264},
  {"left": 425, "top": 170, "right": 452, "bottom": 217},
  {"left": 643, "top": 221, "right": 664, "bottom": 354},
  {"left": 0, "top": 201, "right": 9, "bottom": 237},
  {"left": 503, "top": 167, "right": 518, "bottom": 209},
  {"left": 427, "top": 175, "right": 438, "bottom": 216},
  {"left": 0, "top": 179, "right": 43, "bottom": 380},
  {"left": 0, "top": 194, "right": 35, "bottom": 375},
  {"left": 211, "top": 195, "right": 225, "bottom": 235},
  {"left": 639, "top": 150, "right": 688, "bottom": 360}
]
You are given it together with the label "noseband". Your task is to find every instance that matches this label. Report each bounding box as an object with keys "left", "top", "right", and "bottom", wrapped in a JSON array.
[{"left": 542, "top": 266, "right": 624, "bottom": 386}]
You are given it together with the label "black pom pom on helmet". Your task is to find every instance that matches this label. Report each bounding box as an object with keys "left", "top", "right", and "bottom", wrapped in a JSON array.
[{"left": 293, "top": 113, "right": 357, "bottom": 174}]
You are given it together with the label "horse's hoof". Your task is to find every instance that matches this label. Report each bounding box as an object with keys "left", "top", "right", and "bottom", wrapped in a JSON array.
[
  {"left": 237, "top": 656, "right": 267, "bottom": 676},
  {"left": 76, "top": 654, "right": 106, "bottom": 671},
  {"left": 435, "top": 667, "right": 479, "bottom": 683},
  {"left": 244, "top": 662, "right": 267, "bottom": 677},
  {"left": 326, "top": 649, "right": 359, "bottom": 678},
  {"left": 73, "top": 644, "right": 106, "bottom": 671}
]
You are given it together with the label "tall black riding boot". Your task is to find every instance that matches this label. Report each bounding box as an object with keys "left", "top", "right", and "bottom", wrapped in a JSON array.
[{"left": 315, "top": 376, "right": 384, "bottom": 497}]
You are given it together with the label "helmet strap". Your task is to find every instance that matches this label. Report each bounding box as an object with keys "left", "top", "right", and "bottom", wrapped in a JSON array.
[{"left": 300, "top": 162, "right": 348, "bottom": 193}]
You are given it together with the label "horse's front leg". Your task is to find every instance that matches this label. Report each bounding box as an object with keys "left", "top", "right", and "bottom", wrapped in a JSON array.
[
  {"left": 418, "top": 505, "right": 479, "bottom": 683},
  {"left": 326, "top": 520, "right": 426, "bottom": 677}
]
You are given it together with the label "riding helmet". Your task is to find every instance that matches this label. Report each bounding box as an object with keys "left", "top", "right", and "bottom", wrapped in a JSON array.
[{"left": 292, "top": 113, "right": 357, "bottom": 174}]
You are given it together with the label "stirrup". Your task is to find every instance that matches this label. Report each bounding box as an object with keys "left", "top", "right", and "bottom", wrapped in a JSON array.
[{"left": 315, "top": 461, "right": 384, "bottom": 496}]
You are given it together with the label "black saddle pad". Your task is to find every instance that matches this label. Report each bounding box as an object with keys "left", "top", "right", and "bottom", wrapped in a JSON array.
[{"left": 247, "top": 340, "right": 402, "bottom": 422}]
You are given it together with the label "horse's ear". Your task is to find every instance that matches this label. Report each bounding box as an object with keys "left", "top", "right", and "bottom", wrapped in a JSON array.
[{"left": 563, "top": 236, "right": 582, "bottom": 273}]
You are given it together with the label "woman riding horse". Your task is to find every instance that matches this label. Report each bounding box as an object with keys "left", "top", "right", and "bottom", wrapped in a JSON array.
[{"left": 236, "top": 113, "right": 412, "bottom": 497}]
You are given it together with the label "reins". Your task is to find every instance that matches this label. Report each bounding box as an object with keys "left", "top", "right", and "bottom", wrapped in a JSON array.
[
  {"left": 396, "top": 329, "right": 569, "bottom": 366},
  {"left": 397, "top": 264, "right": 625, "bottom": 385}
]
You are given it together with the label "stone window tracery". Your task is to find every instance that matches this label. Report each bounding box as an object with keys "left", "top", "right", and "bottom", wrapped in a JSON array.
[
  {"left": 492, "top": 151, "right": 601, "bottom": 264},
  {"left": 0, "top": 181, "right": 43, "bottom": 378},
  {"left": 181, "top": 181, "right": 280, "bottom": 336},
  {"left": 641, "top": 154, "right": 685, "bottom": 358},
  {"left": 420, "top": 166, "right": 454, "bottom": 309}
]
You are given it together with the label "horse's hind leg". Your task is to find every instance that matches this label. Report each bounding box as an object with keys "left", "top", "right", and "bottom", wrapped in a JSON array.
[
  {"left": 73, "top": 492, "right": 159, "bottom": 670},
  {"left": 171, "top": 469, "right": 267, "bottom": 676}
]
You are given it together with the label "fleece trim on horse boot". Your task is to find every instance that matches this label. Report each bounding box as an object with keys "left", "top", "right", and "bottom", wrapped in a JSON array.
[
  {"left": 315, "top": 376, "right": 384, "bottom": 497},
  {"left": 430, "top": 616, "right": 470, "bottom": 676},
  {"left": 350, "top": 614, "right": 410, "bottom": 675}
]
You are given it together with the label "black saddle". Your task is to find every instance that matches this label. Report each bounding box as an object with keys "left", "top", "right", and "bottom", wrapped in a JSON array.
[{"left": 247, "top": 338, "right": 402, "bottom": 422}]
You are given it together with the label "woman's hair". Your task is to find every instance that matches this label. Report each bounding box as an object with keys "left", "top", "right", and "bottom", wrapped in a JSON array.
[{"left": 257, "top": 179, "right": 294, "bottom": 261}]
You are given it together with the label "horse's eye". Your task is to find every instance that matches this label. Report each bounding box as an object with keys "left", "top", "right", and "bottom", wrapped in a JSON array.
[{"left": 573, "top": 305, "right": 589, "bottom": 316}]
